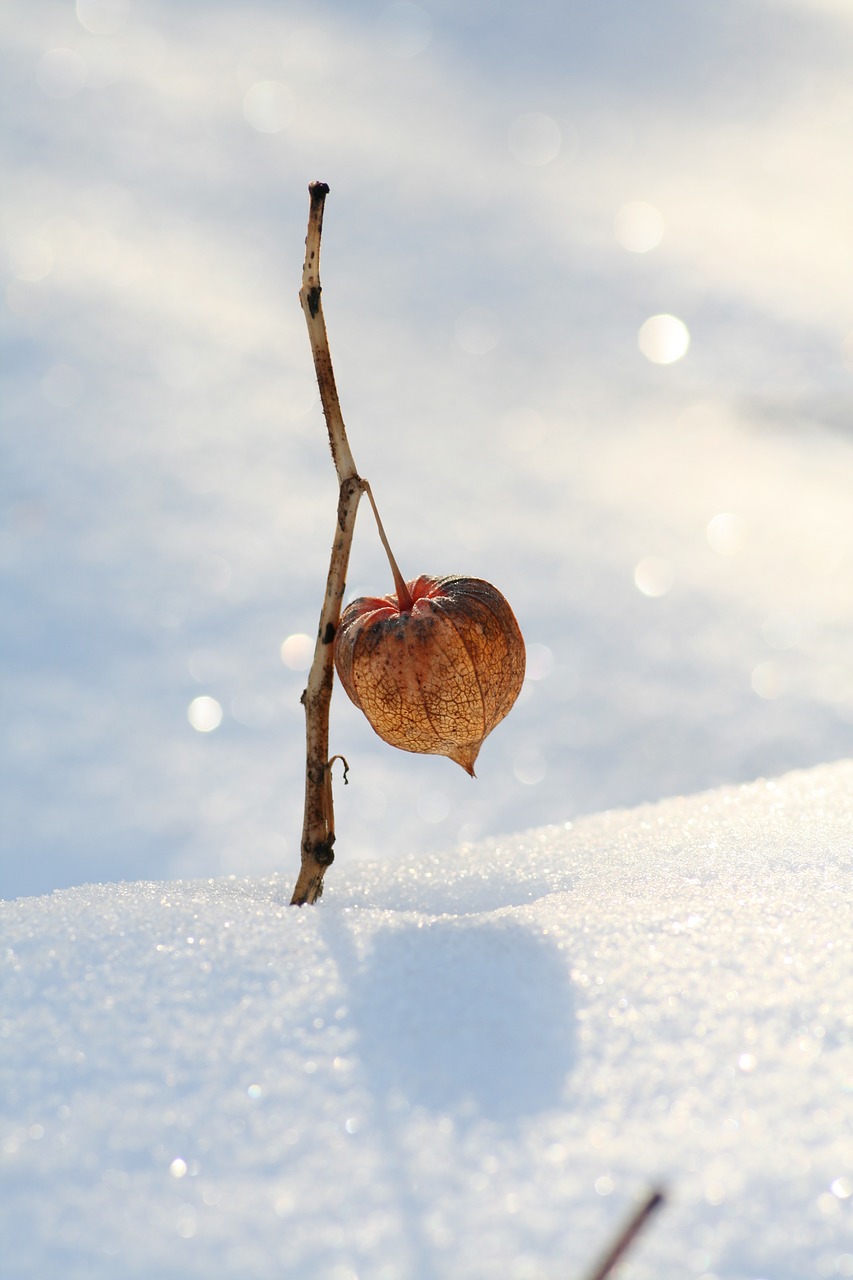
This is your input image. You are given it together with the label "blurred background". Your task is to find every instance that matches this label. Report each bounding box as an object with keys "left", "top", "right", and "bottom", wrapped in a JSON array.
[{"left": 4, "top": 0, "right": 853, "bottom": 898}]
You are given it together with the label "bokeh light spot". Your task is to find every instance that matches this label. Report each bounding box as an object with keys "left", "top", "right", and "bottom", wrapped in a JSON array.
[
  {"left": 634, "top": 557, "right": 674, "bottom": 598},
  {"left": 378, "top": 2, "right": 432, "bottom": 57},
  {"left": 614, "top": 201, "right": 664, "bottom": 253},
  {"left": 751, "top": 662, "right": 786, "bottom": 700},
  {"left": 706, "top": 512, "right": 746, "bottom": 556},
  {"left": 818, "top": 1192, "right": 840, "bottom": 1217},
  {"left": 243, "top": 81, "right": 292, "bottom": 133},
  {"left": 9, "top": 238, "right": 54, "bottom": 282},
  {"left": 525, "top": 643, "right": 554, "bottom": 681},
  {"left": 169, "top": 1158, "right": 187, "bottom": 1178},
  {"left": 638, "top": 314, "right": 690, "bottom": 364},
  {"left": 37, "top": 49, "right": 88, "bottom": 99},
  {"left": 508, "top": 112, "right": 562, "bottom": 166},
  {"left": 280, "top": 633, "right": 314, "bottom": 671},
  {"left": 188, "top": 696, "right": 223, "bottom": 732},
  {"left": 454, "top": 307, "right": 500, "bottom": 355}
]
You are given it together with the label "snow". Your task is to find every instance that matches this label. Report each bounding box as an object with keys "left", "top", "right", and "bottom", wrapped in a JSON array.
[
  {"left": 3, "top": 759, "right": 853, "bottom": 1279},
  {"left": 4, "top": 1, "right": 853, "bottom": 1274}
]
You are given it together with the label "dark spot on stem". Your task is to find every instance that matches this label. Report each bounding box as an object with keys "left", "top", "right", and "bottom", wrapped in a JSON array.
[
  {"left": 313, "top": 837, "right": 335, "bottom": 867},
  {"left": 322, "top": 621, "right": 336, "bottom": 644},
  {"left": 306, "top": 284, "right": 321, "bottom": 317}
]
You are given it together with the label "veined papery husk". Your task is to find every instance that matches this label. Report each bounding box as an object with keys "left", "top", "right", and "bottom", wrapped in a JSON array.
[{"left": 334, "top": 574, "right": 525, "bottom": 775}]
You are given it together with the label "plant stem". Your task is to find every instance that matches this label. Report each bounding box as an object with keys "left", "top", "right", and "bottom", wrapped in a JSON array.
[{"left": 291, "top": 181, "right": 364, "bottom": 906}]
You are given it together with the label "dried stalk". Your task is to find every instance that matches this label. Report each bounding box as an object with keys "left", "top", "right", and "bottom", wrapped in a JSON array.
[
  {"left": 291, "top": 182, "right": 364, "bottom": 905},
  {"left": 581, "top": 1187, "right": 665, "bottom": 1280}
]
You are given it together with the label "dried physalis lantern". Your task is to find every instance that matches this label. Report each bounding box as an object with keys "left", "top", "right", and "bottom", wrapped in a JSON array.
[{"left": 334, "top": 501, "right": 525, "bottom": 777}]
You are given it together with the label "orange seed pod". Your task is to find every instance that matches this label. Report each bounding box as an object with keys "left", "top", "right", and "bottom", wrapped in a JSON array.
[{"left": 334, "top": 574, "right": 525, "bottom": 775}]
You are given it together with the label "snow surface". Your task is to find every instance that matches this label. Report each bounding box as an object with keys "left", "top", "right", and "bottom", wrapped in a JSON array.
[{"left": 3, "top": 759, "right": 853, "bottom": 1280}]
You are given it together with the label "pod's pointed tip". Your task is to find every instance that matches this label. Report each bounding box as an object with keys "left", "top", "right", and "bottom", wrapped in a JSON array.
[{"left": 448, "top": 744, "right": 480, "bottom": 777}]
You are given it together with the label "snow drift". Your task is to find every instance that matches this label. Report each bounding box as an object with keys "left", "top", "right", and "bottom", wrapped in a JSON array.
[{"left": 3, "top": 758, "right": 852, "bottom": 1279}]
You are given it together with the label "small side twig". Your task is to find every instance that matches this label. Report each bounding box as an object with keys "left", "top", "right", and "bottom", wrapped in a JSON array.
[
  {"left": 581, "top": 1187, "right": 666, "bottom": 1280},
  {"left": 291, "top": 181, "right": 364, "bottom": 906}
]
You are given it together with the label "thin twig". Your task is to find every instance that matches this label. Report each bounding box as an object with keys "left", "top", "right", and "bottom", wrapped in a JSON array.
[
  {"left": 363, "top": 481, "right": 413, "bottom": 611},
  {"left": 291, "top": 181, "right": 364, "bottom": 906},
  {"left": 581, "top": 1187, "right": 666, "bottom": 1280}
]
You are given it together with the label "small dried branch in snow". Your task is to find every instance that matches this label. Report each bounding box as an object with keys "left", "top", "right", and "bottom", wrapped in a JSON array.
[{"left": 581, "top": 1186, "right": 666, "bottom": 1280}]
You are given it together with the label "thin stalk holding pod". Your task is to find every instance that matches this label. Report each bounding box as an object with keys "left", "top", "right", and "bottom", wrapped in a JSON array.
[{"left": 362, "top": 479, "right": 414, "bottom": 613}]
